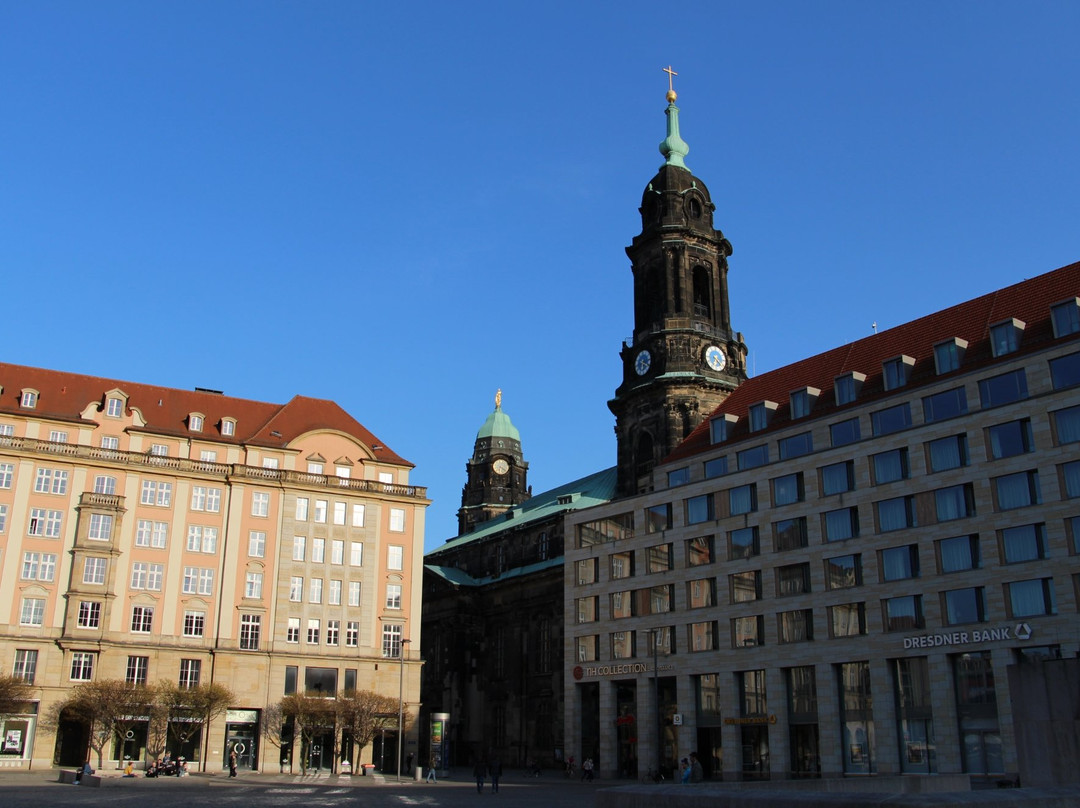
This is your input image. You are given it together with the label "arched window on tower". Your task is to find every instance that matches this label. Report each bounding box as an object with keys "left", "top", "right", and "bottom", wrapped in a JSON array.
[
  {"left": 640, "top": 267, "right": 664, "bottom": 327},
  {"left": 693, "top": 266, "right": 712, "bottom": 318},
  {"left": 634, "top": 433, "right": 656, "bottom": 481}
]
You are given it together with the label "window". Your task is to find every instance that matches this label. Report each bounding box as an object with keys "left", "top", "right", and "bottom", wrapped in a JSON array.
[
  {"left": 737, "top": 444, "right": 769, "bottom": 470},
  {"left": 1052, "top": 299, "right": 1080, "bottom": 337},
  {"left": 667, "top": 467, "right": 689, "bottom": 487},
  {"left": 771, "top": 472, "right": 803, "bottom": 506},
  {"left": 824, "top": 507, "right": 859, "bottom": 541},
  {"left": 611, "top": 631, "right": 635, "bottom": 659},
  {"left": 333, "top": 501, "right": 347, "bottom": 525},
  {"left": 293, "top": 536, "right": 306, "bottom": 561},
  {"left": 27, "top": 508, "right": 62, "bottom": 537},
  {"left": 882, "top": 356, "right": 913, "bottom": 390},
  {"left": 778, "top": 431, "right": 813, "bottom": 460},
  {"left": 189, "top": 414, "right": 204, "bottom": 431},
  {"left": 77, "top": 601, "right": 102, "bottom": 628},
  {"left": 729, "top": 527, "right": 759, "bottom": 560},
  {"left": 389, "top": 508, "right": 406, "bottom": 532},
  {"left": 1064, "top": 460, "right": 1080, "bottom": 499},
  {"left": 130, "top": 562, "right": 163, "bottom": 591},
  {"left": 381, "top": 623, "right": 404, "bottom": 658},
  {"left": 350, "top": 541, "right": 363, "bottom": 566},
  {"left": 936, "top": 483, "right": 975, "bottom": 521},
  {"left": 748, "top": 402, "right": 773, "bottom": 432},
  {"left": 646, "top": 504, "right": 673, "bottom": 533},
  {"left": 989, "top": 419, "right": 1034, "bottom": 459},
  {"left": 183, "top": 611, "right": 205, "bottom": 637},
  {"left": 0, "top": 424, "right": 12, "bottom": 437},
  {"left": 221, "top": 418, "right": 236, "bottom": 436},
  {"left": 87, "top": 513, "right": 113, "bottom": 541},
  {"left": 246, "top": 530, "right": 266, "bottom": 558},
  {"left": 82, "top": 557, "right": 107, "bottom": 585},
  {"left": 687, "top": 493, "right": 715, "bottom": 523},
  {"left": 830, "top": 603, "right": 866, "bottom": 637},
  {"left": 826, "top": 554, "right": 862, "bottom": 589},
  {"left": 730, "top": 570, "right": 761, "bottom": 602},
  {"left": 182, "top": 567, "right": 214, "bottom": 595},
  {"left": 245, "top": 572, "right": 263, "bottom": 599},
  {"left": 881, "top": 545, "right": 919, "bottom": 581},
  {"left": 1055, "top": 405, "right": 1080, "bottom": 444},
  {"left": 140, "top": 480, "right": 172, "bottom": 507},
  {"left": 101, "top": 438, "right": 119, "bottom": 452},
  {"left": 1008, "top": 578, "right": 1056, "bottom": 617},
  {"left": 326, "top": 620, "right": 340, "bottom": 646},
  {"left": 149, "top": 443, "right": 169, "bottom": 457},
  {"left": 131, "top": 606, "right": 154, "bottom": 633},
  {"left": 386, "top": 583, "right": 402, "bottom": 609},
  {"left": 684, "top": 537, "right": 712, "bottom": 568},
  {"left": 288, "top": 576, "right": 303, "bottom": 602},
  {"left": 308, "top": 461, "right": 324, "bottom": 475},
  {"left": 728, "top": 485, "right": 756, "bottom": 516},
  {"left": 704, "top": 457, "right": 728, "bottom": 478},
  {"left": 352, "top": 504, "right": 366, "bottom": 526},
  {"left": 610, "top": 551, "right": 634, "bottom": 579},
  {"left": 1002, "top": 523, "right": 1046, "bottom": 563},
  {"left": 135, "top": 519, "right": 168, "bottom": 548},
  {"left": 93, "top": 475, "right": 116, "bottom": 494},
  {"left": 777, "top": 563, "right": 811, "bottom": 596},
  {"left": 190, "top": 486, "right": 222, "bottom": 512},
  {"left": 20, "top": 598, "right": 45, "bottom": 626},
  {"left": 990, "top": 318, "right": 1024, "bottom": 357},
  {"left": 822, "top": 460, "right": 855, "bottom": 495},
  {"left": 710, "top": 415, "right": 737, "bottom": 443},
  {"left": 934, "top": 338, "right": 967, "bottom": 374},
  {"left": 877, "top": 496, "right": 915, "bottom": 532},
  {"left": 790, "top": 387, "right": 818, "bottom": 419},
  {"left": 830, "top": 417, "right": 861, "bottom": 447},
  {"left": 0, "top": 462, "right": 14, "bottom": 489},
  {"left": 104, "top": 397, "right": 124, "bottom": 417},
  {"left": 21, "top": 390, "right": 38, "bottom": 408},
  {"left": 21, "top": 552, "right": 57, "bottom": 582},
  {"left": 733, "top": 617, "right": 764, "bottom": 649},
  {"left": 179, "top": 659, "right": 201, "bottom": 688},
  {"left": 939, "top": 535, "right": 980, "bottom": 573},
  {"left": 1049, "top": 351, "right": 1080, "bottom": 390},
  {"left": 994, "top": 471, "right": 1040, "bottom": 510},
  {"left": 884, "top": 595, "right": 923, "bottom": 631},
  {"left": 13, "top": 649, "right": 38, "bottom": 684},
  {"left": 0, "top": 504, "right": 6, "bottom": 533},
  {"left": 834, "top": 372, "right": 864, "bottom": 405},
  {"left": 388, "top": 545, "right": 404, "bottom": 570},
  {"left": 239, "top": 614, "right": 261, "bottom": 650},
  {"left": 34, "top": 467, "right": 69, "bottom": 495},
  {"left": 774, "top": 517, "right": 808, "bottom": 551},
  {"left": 307, "top": 619, "right": 321, "bottom": 644},
  {"left": 928, "top": 434, "right": 969, "bottom": 472},
  {"left": 329, "top": 539, "right": 344, "bottom": 565},
  {"left": 646, "top": 543, "right": 672, "bottom": 573},
  {"left": 778, "top": 609, "right": 813, "bottom": 643},
  {"left": 312, "top": 537, "right": 325, "bottom": 563},
  {"left": 979, "top": 369, "right": 1028, "bottom": 408},
  {"left": 689, "top": 620, "right": 717, "bottom": 652},
  {"left": 70, "top": 652, "right": 94, "bottom": 681},
  {"left": 923, "top": 387, "right": 968, "bottom": 423},
  {"left": 945, "top": 587, "right": 987, "bottom": 624},
  {"left": 295, "top": 497, "right": 309, "bottom": 521},
  {"left": 251, "top": 491, "right": 270, "bottom": 517},
  {"left": 871, "top": 403, "right": 912, "bottom": 437},
  {"left": 348, "top": 581, "right": 361, "bottom": 606},
  {"left": 686, "top": 578, "right": 714, "bottom": 609},
  {"left": 186, "top": 525, "right": 218, "bottom": 553},
  {"left": 309, "top": 578, "right": 323, "bottom": 603},
  {"left": 576, "top": 635, "right": 599, "bottom": 662},
  {"left": 346, "top": 621, "right": 360, "bottom": 647}
]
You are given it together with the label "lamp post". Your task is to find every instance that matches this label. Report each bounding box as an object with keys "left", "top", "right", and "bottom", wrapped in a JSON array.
[
  {"left": 397, "top": 637, "right": 411, "bottom": 782},
  {"left": 649, "top": 628, "right": 661, "bottom": 776}
]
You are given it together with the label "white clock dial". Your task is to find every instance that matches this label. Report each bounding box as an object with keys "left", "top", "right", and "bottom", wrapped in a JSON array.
[
  {"left": 634, "top": 350, "right": 652, "bottom": 376},
  {"left": 492, "top": 458, "right": 509, "bottom": 475},
  {"left": 705, "top": 345, "right": 727, "bottom": 372}
]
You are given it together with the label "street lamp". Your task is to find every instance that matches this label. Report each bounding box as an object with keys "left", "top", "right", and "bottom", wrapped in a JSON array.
[
  {"left": 397, "top": 637, "right": 411, "bottom": 782},
  {"left": 649, "top": 628, "right": 662, "bottom": 777}
]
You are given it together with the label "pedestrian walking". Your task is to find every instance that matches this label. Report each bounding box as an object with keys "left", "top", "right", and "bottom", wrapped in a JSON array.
[
  {"left": 406, "top": 752, "right": 414, "bottom": 776},
  {"left": 473, "top": 759, "right": 486, "bottom": 793},
  {"left": 426, "top": 754, "right": 438, "bottom": 783},
  {"left": 582, "top": 757, "right": 594, "bottom": 781},
  {"left": 490, "top": 758, "right": 502, "bottom": 793},
  {"left": 229, "top": 749, "right": 238, "bottom": 777}
]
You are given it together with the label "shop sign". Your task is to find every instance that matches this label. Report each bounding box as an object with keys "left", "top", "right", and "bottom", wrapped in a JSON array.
[
  {"left": 723, "top": 715, "right": 777, "bottom": 726},
  {"left": 572, "top": 662, "right": 674, "bottom": 680},
  {"left": 902, "top": 623, "right": 1031, "bottom": 650}
]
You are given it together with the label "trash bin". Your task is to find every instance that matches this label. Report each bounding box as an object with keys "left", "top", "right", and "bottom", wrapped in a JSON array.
[{"left": 361, "top": 763, "right": 376, "bottom": 776}]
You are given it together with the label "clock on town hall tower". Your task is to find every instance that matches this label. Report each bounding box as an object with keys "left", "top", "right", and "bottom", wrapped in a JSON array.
[
  {"left": 457, "top": 389, "right": 532, "bottom": 534},
  {"left": 609, "top": 70, "right": 749, "bottom": 496}
]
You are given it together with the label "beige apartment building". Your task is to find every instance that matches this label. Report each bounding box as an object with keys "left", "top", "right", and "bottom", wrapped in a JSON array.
[
  {"left": 0, "top": 363, "right": 427, "bottom": 772},
  {"left": 565, "top": 262, "right": 1080, "bottom": 783}
]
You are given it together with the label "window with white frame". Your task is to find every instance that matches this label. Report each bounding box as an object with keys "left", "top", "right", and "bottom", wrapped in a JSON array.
[
  {"left": 308, "top": 461, "right": 324, "bottom": 475},
  {"left": 70, "top": 652, "right": 94, "bottom": 681},
  {"left": 245, "top": 572, "right": 263, "bottom": 599},
  {"left": 326, "top": 620, "right": 339, "bottom": 646},
  {"left": 314, "top": 500, "right": 327, "bottom": 523},
  {"left": 388, "top": 545, "right": 404, "bottom": 570},
  {"left": 287, "top": 617, "right": 300, "bottom": 643},
  {"left": 34, "top": 467, "right": 69, "bottom": 495},
  {"left": 190, "top": 486, "right": 222, "bottom": 512},
  {"left": 88, "top": 513, "right": 113, "bottom": 541},
  {"left": 182, "top": 567, "right": 214, "bottom": 595},
  {"left": 149, "top": 443, "right": 169, "bottom": 456},
  {"left": 27, "top": 508, "right": 62, "bottom": 537},
  {"left": 307, "top": 619, "right": 320, "bottom": 644},
  {"left": 239, "top": 614, "right": 261, "bottom": 650},
  {"left": 93, "top": 475, "right": 117, "bottom": 495},
  {"left": 350, "top": 541, "right": 363, "bottom": 566},
  {"left": 125, "top": 656, "right": 150, "bottom": 688},
  {"left": 13, "top": 649, "right": 38, "bottom": 683},
  {"left": 189, "top": 414, "right": 204, "bottom": 431},
  {"left": 348, "top": 581, "right": 361, "bottom": 607},
  {"left": 183, "top": 611, "right": 205, "bottom": 637},
  {"left": 262, "top": 457, "right": 279, "bottom": 469},
  {"left": 312, "top": 537, "right": 325, "bottom": 563},
  {"left": 178, "top": 658, "right": 201, "bottom": 688},
  {"left": 289, "top": 576, "right": 303, "bottom": 601},
  {"left": 336, "top": 466, "right": 351, "bottom": 483},
  {"left": 106, "top": 398, "right": 124, "bottom": 417},
  {"left": 0, "top": 424, "right": 14, "bottom": 437},
  {"left": 77, "top": 601, "right": 102, "bottom": 628},
  {"left": 352, "top": 504, "right": 365, "bottom": 527},
  {"left": 131, "top": 606, "right": 154, "bottom": 633},
  {"left": 140, "top": 480, "right": 173, "bottom": 507},
  {"left": 389, "top": 508, "right": 406, "bottom": 532},
  {"left": 186, "top": 526, "right": 218, "bottom": 553},
  {"left": 295, "top": 497, "right": 309, "bottom": 521},
  {"left": 309, "top": 578, "right": 323, "bottom": 604},
  {"left": 22, "top": 552, "right": 57, "bottom": 582},
  {"left": 135, "top": 519, "right": 168, "bottom": 548},
  {"left": 331, "top": 539, "right": 344, "bottom": 565},
  {"left": 221, "top": 418, "right": 236, "bottom": 436},
  {"left": 0, "top": 462, "right": 14, "bottom": 489},
  {"left": 100, "top": 435, "right": 120, "bottom": 451},
  {"left": 130, "top": 561, "right": 163, "bottom": 590},
  {"left": 386, "top": 583, "right": 402, "bottom": 609},
  {"left": 333, "top": 501, "right": 346, "bottom": 525},
  {"left": 293, "top": 536, "right": 306, "bottom": 561},
  {"left": 248, "top": 531, "right": 266, "bottom": 558},
  {"left": 346, "top": 621, "right": 359, "bottom": 647},
  {"left": 82, "top": 557, "right": 107, "bottom": 585},
  {"left": 0, "top": 503, "right": 7, "bottom": 533},
  {"left": 49, "top": 429, "right": 68, "bottom": 443},
  {"left": 328, "top": 579, "right": 342, "bottom": 605},
  {"left": 21, "top": 390, "right": 38, "bottom": 409},
  {"left": 381, "top": 623, "right": 403, "bottom": 658},
  {"left": 251, "top": 491, "right": 270, "bottom": 517},
  {"left": 20, "top": 598, "right": 45, "bottom": 626},
  {"left": 199, "top": 449, "right": 217, "bottom": 463}
]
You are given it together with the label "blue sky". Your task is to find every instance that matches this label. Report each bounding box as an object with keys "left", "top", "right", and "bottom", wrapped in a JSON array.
[{"left": 3, "top": 2, "right": 1078, "bottom": 550}]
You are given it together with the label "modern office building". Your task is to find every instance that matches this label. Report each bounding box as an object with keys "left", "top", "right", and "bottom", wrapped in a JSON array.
[
  {"left": 565, "top": 259, "right": 1080, "bottom": 782},
  {"left": 0, "top": 362, "right": 427, "bottom": 771}
]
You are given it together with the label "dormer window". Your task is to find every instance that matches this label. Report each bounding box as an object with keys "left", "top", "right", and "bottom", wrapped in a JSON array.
[
  {"left": 710, "top": 414, "right": 738, "bottom": 444},
  {"left": 188, "top": 413, "right": 204, "bottom": 432},
  {"left": 106, "top": 398, "right": 124, "bottom": 418},
  {"left": 748, "top": 401, "right": 778, "bottom": 432},
  {"left": 20, "top": 390, "right": 38, "bottom": 409},
  {"left": 789, "top": 387, "right": 819, "bottom": 420},
  {"left": 882, "top": 355, "right": 915, "bottom": 391},
  {"left": 834, "top": 372, "right": 866, "bottom": 406},
  {"left": 990, "top": 318, "right": 1025, "bottom": 357},
  {"left": 1051, "top": 298, "right": 1080, "bottom": 338},
  {"left": 934, "top": 338, "right": 968, "bottom": 375},
  {"left": 221, "top": 418, "right": 236, "bottom": 437}
]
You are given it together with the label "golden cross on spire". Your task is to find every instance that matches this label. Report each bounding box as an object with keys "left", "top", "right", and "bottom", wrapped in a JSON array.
[{"left": 663, "top": 65, "right": 678, "bottom": 102}]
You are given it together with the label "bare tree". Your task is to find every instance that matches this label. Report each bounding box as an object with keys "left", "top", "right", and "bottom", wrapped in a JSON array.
[
  {"left": 51, "top": 680, "right": 134, "bottom": 769},
  {"left": 159, "top": 681, "right": 234, "bottom": 771},
  {"left": 279, "top": 694, "right": 337, "bottom": 774},
  {"left": 259, "top": 701, "right": 291, "bottom": 772},
  {"left": 335, "top": 689, "right": 403, "bottom": 772},
  {"left": 0, "top": 675, "right": 34, "bottom": 720},
  {"left": 144, "top": 683, "right": 171, "bottom": 766}
]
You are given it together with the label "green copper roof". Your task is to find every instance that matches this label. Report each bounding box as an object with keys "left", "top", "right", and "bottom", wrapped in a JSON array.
[
  {"left": 660, "top": 100, "right": 690, "bottom": 170},
  {"left": 476, "top": 404, "right": 521, "bottom": 443}
]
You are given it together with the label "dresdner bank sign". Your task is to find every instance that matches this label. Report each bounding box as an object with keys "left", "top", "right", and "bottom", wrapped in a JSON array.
[{"left": 902, "top": 622, "right": 1032, "bottom": 650}]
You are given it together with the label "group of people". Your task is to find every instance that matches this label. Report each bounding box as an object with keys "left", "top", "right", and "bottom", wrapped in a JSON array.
[
  {"left": 678, "top": 752, "right": 705, "bottom": 784},
  {"left": 472, "top": 758, "right": 504, "bottom": 793},
  {"left": 145, "top": 752, "right": 188, "bottom": 778}
]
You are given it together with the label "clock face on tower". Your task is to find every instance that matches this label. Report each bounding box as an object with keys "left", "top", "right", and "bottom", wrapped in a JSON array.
[
  {"left": 492, "top": 458, "right": 509, "bottom": 475},
  {"left": 634, "top": 350, "right": 652, "bottom": 376},
  {"left": 704, "top": 345, "right": 727, "bottom": 372}
]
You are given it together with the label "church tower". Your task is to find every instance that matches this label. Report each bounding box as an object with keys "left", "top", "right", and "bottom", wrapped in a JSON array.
[
  {"left": 609, "top": 73, "right": 748, "bottom": 496},
  {"left": 458, "top": 390, "right": 532, "bottom": 533}
]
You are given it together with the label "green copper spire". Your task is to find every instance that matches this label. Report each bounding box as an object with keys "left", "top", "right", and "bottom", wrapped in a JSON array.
[{"left": 659, "top": 65, "right": 690, "bottom": 170}]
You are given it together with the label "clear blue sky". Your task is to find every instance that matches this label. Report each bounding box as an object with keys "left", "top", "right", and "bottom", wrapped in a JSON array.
[{"left": 3, "top": 2, "right": 1078, "bottom": 550}]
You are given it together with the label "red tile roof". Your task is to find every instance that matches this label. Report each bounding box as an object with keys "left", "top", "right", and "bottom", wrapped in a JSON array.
[
  {"left": 667, "top": 260, "right": 1080, "bottom": 462},
  {"left": 0, "top": 362, "right": 409, "bottom": 466}
]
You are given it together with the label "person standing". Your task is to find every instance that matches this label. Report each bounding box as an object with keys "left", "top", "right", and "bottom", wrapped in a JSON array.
[
  {"left": 489, "top": 758, "right": 502, "bottom": 793},
  {"left": 689, "top": 752, "right": 703, "bottom": 783},
  {"left": 406, "top": 752, "right": 414, "bottom": 776},
  {"left": 229, "top": 749, "right": 238, "bottom": 777},
  {"left": 473, "top": 759, "right": 486, "bottom": 793}
]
